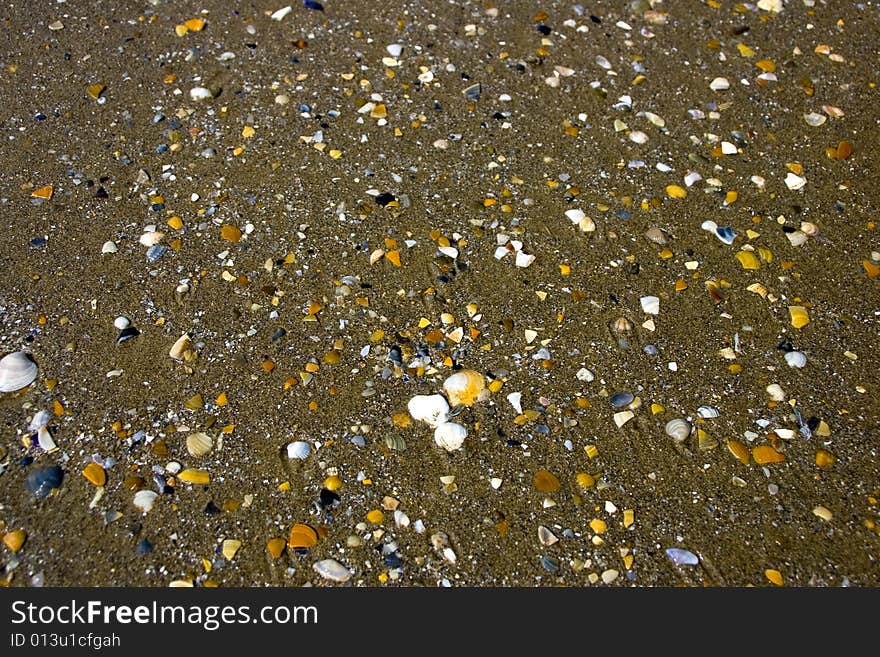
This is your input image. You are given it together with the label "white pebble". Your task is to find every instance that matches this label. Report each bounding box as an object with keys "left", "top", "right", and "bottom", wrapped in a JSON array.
[{"left": 113, "top": 316, "right": 130, "bottom": 330}]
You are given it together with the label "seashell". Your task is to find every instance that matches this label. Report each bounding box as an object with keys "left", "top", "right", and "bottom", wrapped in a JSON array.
[
  {"left": 784, "top": 351, "right": 807, "bottom": 368},
  {"left": 313, "top": 558, "right": 353, "bottom": 583},
  {"left": 139, "top": 231, "right": 164, "bottom": 247},
  {"left": 114, "top": 316, "right": 130, "bottom": 330},
  {"left": 36, "top": 426, "right": 57, "bottom": 452},
  {"left": 101, "top": 240, "right": 118, "bottom": 254},
  {"left": 288, "top": 523, "right": 318, "bottom": 549},
  {"left": 576, "top": 367, "right": 594, "bottom": 382},
  {"left": 766, "top": 383, "right": 786, "bottom": 401},
  {"left": 2, "top": 529, "right": 26, "bottom": 552},
  {"left": 407, "top": 394, "right": 449, "bottom": 428},
  {"left": 697, "top": 405, "right": 720, "bottom": 418},
  {"left": 613, "top": 410, "right": 634, "bottom": 428},
  {"left": 186, "top": 432, "right": 213, "bottom": 457},
  {"left": 189, "top": 86, "right": 213, "bottom": 101},
  {"left": 383, "top": 434, "right": 406, "bottom": 451},
  {"left": 0, "top": 351, "right": 38, "bottom": 393},
  {"left": 610, "top": 392, "right": 634, "bottom": 408},
  {"left": 286, "top": 440, "right": 311, "bottom": 460},
  {"left": 666, "top": 548, "right": 699, "bottom": 566},
  {"left": 222, "top": 539, "right": 241, "bottom": 560},
  {"left": 28, "top": 409, "right": 52, "bottom": 431},
  {"left": 665, "top": 418, "right": 691, "bottom": 443},
  {"left": 800, "top": 221, "right": 819, "bottom": 236},
  {"left": 133, "top": 490, "right": 159, "bottom": 513},
  {"left": 506, "top": 391, "right": 523, "bottom": 414},
  {"left": 442, "top": 370, "right": 486, "bottom": 407},
  {"left": 538, "top": 525, "right": 558, "bottom": 546},
  {"left": 643, "top": 227, "right": 668, "bottom": 245},
  {"left": 640, "top": 296, "right": 660, "bottom": 315},
  {"left": 25, "top": 465, "right": 64, "bottom": 498},
  {"left": 786, "top": 230, "right": 808, "bottom": 247},
  {"left": 788, "top": 306, "right": 810, "bottom": 329},
  {"left": 611, "top": 317, "right": 632, "bottom": 333},
  {"left": 116, "top": 327, "right": 140, "bottom": 343},
  {"left": 169, "top": 333, "right": 193, "bottom": 361},
  {"left": 434, "top": 422, "right": 467, "bottom": 452}
]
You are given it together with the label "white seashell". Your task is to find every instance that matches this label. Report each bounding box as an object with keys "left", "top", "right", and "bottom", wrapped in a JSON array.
[
  {"left": 640, "top": 295, "right": 660, "bottom": 315},
  {"left": 386, "top": 43, "right": 403, "bottom": 58},
  {"left": 565, "top": 208, "right": 586, "bottom": 223},
  {"left": 407, "top": 394, "right": 450, "bottom": 428},
  {"left": 0, "top": 351, "right": 38, "bottom": 393},
  {"left": 186, "top": 432, "right": 213, "bottom": 457},
  {"left": 697, "top": 406, "right": 720, "bottom": 419},
  {"left": 189, "top": 86, "right": 213, "bottom": 101},
  {"left": 313, "top": 558, "right": 352, "bottom": 583},
  {"left": 803, "top": 112, "right": 826, "bottom": 127},
  {"left": 538, "top": 525, "right": 559, "bottom": 546},
  {"left": 28, "top": 409, "right": 52, "bottom": 431},
  {"left": 506, "top": 392, "right": 523, "bottom": 415},
  {"left": 784, "top": 351, "right": 807, "bottom": 368},
  {"left": 766, "top": 383, "right": 786, "bottom": 401},
  {"left": 271, "top": 5, "right": 292, "bottom": 21},
  {"left": 37, "top": 426, "right": 57, "bottom": 452},
  {"left": 576, "top": 367, "right": 594, "bottom": 382},
  {"left": 613, "top": 410, "right": 634, "bottom": 428},
  {"left": 786, "top": 230, "right": 808, "bottom": 247},
  {"left": 286, "top": 440, "right": 311, "bottom": 460},
  {"left": 709, "top": 77, "right": 730, "bottom": 91},
  {"left": 133, "top": 490, "right": 159, "bottom": 513},
  {"left": 775, "top": 428, "right": 796, "bottom": 440},
  {"left": 139, "top": 231, "right": 164, "bottom": 247},
  {"left": 169, "top": 333, "right": 193, "bottom": 361},
  {"left": 101, "top": 240, "right": 118, "bottom": 254},
  {"left": 784, "top": 172, "right": 806, "bottom": 190},
  {"left": 438, "top": 246, "right": 459, "bottom": 259},
  {"left": 114, "top": 316, "right": 130, "bottom": 330},
  {"left": 665, "top": 418, "right": 691, "bottom": 443},
  {"left": 514, "top": 250, "right": 535, "bottom": 268},
  {"left": 434, "top": 422, "right": 467, "bottom": 452},
  {"left": 442, "top": 370, "right": 486, "bottom": 407}
]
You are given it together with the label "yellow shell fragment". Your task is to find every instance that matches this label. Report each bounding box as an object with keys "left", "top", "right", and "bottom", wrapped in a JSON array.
[
  {"left": 765, "top": 569, "right": 784, "bottom": 586},
  {"left": 442, "top": 369, "right": 486, "bottom": 406},
  {"left": 31, "top": 185, "right": 54, "bottom": 200},
  {"left": 576, "top": 472, "right": 596, "bottom": 489},
  {"left": 789, "top": 305, "right": 810, "bottom": 329},
  {"left": 220, "top": 224, "right": 243, "bottom": 243},
  {"left": 623, "top": 509, "right": 635, "bottom": 528},
  {"left": 178, "top": 468, "right": 210, "bottom": 484},
  {"left": 222, "top": 539, "right": 241, "bottom": 560},
  {"left": 288, "top": 523, "right": 318, "bottom": 549},
  {"left": 366, "top": 509, "right": 385, "bottom": 524},
  {"left": 82, "top": 462, "right": 107, "bottom": 487},
  {"left": 267, "top": 538, "right": 286, "bottom": 559},
  {"left": 736, "top": 251, "right": 760, "bottom": 270},
  {"left": 727, "top": 440, "right": 750, "bottom": 464},
  {"left": 2, "top": 529, "right": 26, "bottom": 552},
  {"left": 666, "top": 184, "right": 687, "bottom": 199},
  {"left": 184, "top": 18, "right": 206, "bottom": 32},
  {"left": 752, "top": 445, "right": 785, "bottom": 465},
  {"left": 815, "top": 449, "right": 836, "bottom": 467},
  {"left": 323, "top": 475, "right": 342, "bottom": 491},
  {"left": 590, "top": 519, "right": 607, "bottom": 534}
]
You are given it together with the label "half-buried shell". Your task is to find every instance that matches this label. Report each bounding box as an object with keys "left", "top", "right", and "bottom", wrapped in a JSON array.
[{"left": 0, "top": 351, "right": 38, "bottom": 393}]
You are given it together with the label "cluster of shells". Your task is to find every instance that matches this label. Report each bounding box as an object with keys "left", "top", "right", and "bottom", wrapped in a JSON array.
[{"left": 407, "top": 370, "right": 488, "bottom": 452}]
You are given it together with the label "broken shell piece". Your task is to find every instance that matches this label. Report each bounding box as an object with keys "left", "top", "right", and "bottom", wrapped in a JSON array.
[
  {"left": 0, "top": 351, "right": 38, "bottom": 393},
  {"left": 189, "top": 86, "right": 213, "bottom": 101},
  {"left": 784, "top": 172, "right": 806, "bottom": 190},
  {"left": 36, "top": 426, "right": 57, "bottom": 452},
  {"left": 788, "top": 306, "right": 810, "bottom": 329},
  {"left": 640, "top": 296, "right": 660, "bottom": 315},
  {"left": 186, "top": 432, "right": 213, "bottom": 457},
  {"left": 784, "top": 351, "right": 807, "bottom": 368},
  {"left": 538, "top": 525, "right": 559, "bottom": 546},
  {"left": 313, "top": 558, "right": 352, "bottom": 583},
  {"left": 138, "top": 231, "right": 164, "bottom": 247},
  {"left": 442, "top": 370, "right": 486, "bottom": 407},
  {"left": 169, "top": 333, "right": 194, "bottom": 361},
  {"left": 101, "top": 240, "right": 118, "bottom": 254},
  {"left": 28, "top": 409, "right": 52, "bottom": 431},
  {"left": 286, "top": 440, "right": 311, "bottom": 459},
  {"left": 613, "top": 410, "right": 634, "bottom": 428},
  {"left": 407, "top": 394, "right": 450, "bottom": 428},
  {"left": 133, "top": 490, "right": 159, "bottom": 513},
  {"left": 434, "top": 422, "right": 467, "bottom": 452},
  {"left": 665, "top": 418, "right": 691, "bottom": 443},
  {"left": 766, "top": 383, "right": 786, "bottom": 401}
]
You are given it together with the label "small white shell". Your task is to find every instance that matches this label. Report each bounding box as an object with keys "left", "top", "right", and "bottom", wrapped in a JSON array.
[
  {"left": 101, "top": 240, "right": 118, "bottom": 254},
  {"left": 133, "top": 490, "right": 159, "bottom": 513},
  {"left": 766, "top": 383, "right": 786, "bottom": 401},
  {"left": 169, "top": 333, "right": 193, "bottom": 361},
  {"left": 434, "top": 422, "right": 467, "bottom": 452},
  {"left": 784, "top": 351, "right": 807, "bottom": 368},
  {"left": 139, "top": 231, "right": 164, "bottom": 247},
  {"left": 506, "top": 391, "right": 523, "bottom": 415},
  {"left": 313, "top": 558, "right": 352, "bottom": 583},
  {"left": 407, "top": 394, "right": 450, "bottom": 427},
  {"left": 665, "top": 418, "right": 691, "bottom": 443},
  {"left": 538, "top": 525, "right": 559, "bottom": 546},
  {"left": 114, "top": 316, "right": 130, "bottom": 330},
  {"left": 286, "top": 440, "right": 311, "bottom": 460},
  {"left": 0, "top": 351, "right": 38, "bottom": 393},
  {"left": 613, "top": 410, "right": 635, "bottom": 428},
  {"left": 37, "top": 426, "right": 57, "bottom": 452},
  {"left": 186, "top": 432, "right": 213, "bottom": 457},
  {"left": 189, "top": 86, "right": 213, "bottom": 101},
  {"left": 640, "top": 295, "right": 660, "bottom": 315},
  {"left": 28, "top": 409, "right": 52, "bottom": 431},
  {"left": 697, "top": 406, "right": 720, "bottom": 419}
]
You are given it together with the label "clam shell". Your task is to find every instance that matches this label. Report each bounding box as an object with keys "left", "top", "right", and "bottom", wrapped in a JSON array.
[
  {"left": 169, "top": 333, "right": 193, "bottom": 361},
  {"left": 133, "top": 490, "right": 159, "bottom": 513},
  {"left": 665, "top": 418, "right": 691, "bottom": 443},
  {"left": 286, "top": 440, "right": 311, "bottom": 460},
  {"left": 313, "top": 558, "right": 352, "bottom": 583},
  {"left": 186, "top": 432, "right": 213, "bottom": 457},
  {"left": 36, "top": 426, "right": 57, "bottom": 452},
  {"left": 0, "top": 351, "right": 38, "bottom": 393},
  {"left": 288, "top": 523, "right": 319, "bottom": 549},
  {"left": 434, "top": 422, "right": 467, "bottom": 452},
  {"left": 610, "top": 392, "right": 634, "bottom": 408},
  {"left": 697, "top": 405, "right": 720, "bottom": 418},
  {"left": 383, "top": 434, "right": 407, "bottom": 451},
  {"left": 407, "top": 394, "right": 450, "bottom": 428},
  {"left": 442, "top": 370, "right": 486, "bottom": 407}
]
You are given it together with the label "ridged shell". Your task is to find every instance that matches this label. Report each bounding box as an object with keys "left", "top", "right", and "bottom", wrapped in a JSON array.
[
  {"left": 434, "top": 422, "right": 467, "bottom": 452},
  {"left": 0, "top": 351, "right": 38, "bottom": 393},
  {"left": 665, "top": 418, "right": 691, "bottom": 443},
  {"left": 407, "top": 394, "right": 449, "bottom": 427},
  {"left": 288, "top": 523, "right": 318, "bottom": 549},
  {"left": 186, "top": 432, "right": 213, "bottom": 457},
  {"left": 286, "top": 440, "right": 311, "bottom": 460},
  {"left": 383, "top": 434, "right": 407, "bottom": 451},
  {"left": 313, "top": 558, "right": 352, "bottom": 583},
  {"left": 697, "top": 405, "right": 720, "bottom": 418},
  {"left": 442, "top": 370, "right": 486, "bottom": 407}
]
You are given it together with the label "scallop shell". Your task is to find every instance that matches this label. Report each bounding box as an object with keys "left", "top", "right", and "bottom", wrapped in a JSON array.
[
  {"left": 383, "top": 434, "right": 407, "bottom": 451},
  {"left": 407, "top": 394, "right": 450, "bottom": 427},
  {"left": 186, "top": 432, "right": 213, "bottom": 457},
  {"left": 611, "top": 317, "right": 632, "bottom": 333},
  {"left": 133, "top": 490, "right": 159, "bottom": 513},
  {"left": 169, "top": 333, "right": 193, "bottom": 361},
  {"left": 286, "top": 440, "right": 312, "bottom": 460},
  {"left": 442, "top": 370, "right": 486, "bottom": 407},
  {"left": 434, "top": 422, "right": 467, "bottom": 452},
  {"left": 665, "top": 418, "right": 691, "bottom": 443},
  {"left": 0, "top": 351, "right": 38, "bottom": 393}
]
